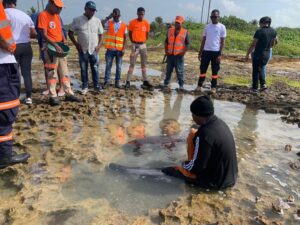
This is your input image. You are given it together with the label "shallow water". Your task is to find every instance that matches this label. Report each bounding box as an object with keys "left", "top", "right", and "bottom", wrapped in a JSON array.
[{"left": 1, "top": 88, "right": 300, "bottom": 223}]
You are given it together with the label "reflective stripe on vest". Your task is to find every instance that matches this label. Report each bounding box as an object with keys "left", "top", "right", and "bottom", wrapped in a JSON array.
[
  {"left": 0, "top": 132, "right": 13, "bottom": 143},
  {"left": 104, "top": 21, "right": 126, "bottom": 51},
  {"left": 0, "top": 4, "right": 16, "bottom": 51},
  {"left": 167, "top": 27, "right": 187, "bottom": 56},
  {"left": 0, "top": 99, "right": 20, "bottom": 111}
]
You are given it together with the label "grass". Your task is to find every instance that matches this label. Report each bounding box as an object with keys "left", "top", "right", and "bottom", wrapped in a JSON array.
[{"left": 223, "top": 74, "right": 300, "bottom": 88}]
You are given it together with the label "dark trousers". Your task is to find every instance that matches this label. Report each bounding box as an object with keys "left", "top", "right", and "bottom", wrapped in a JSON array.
[
  {"left": 199, "top": 51, "right": 220, "bottom": 88},
  {"left": 164, "top": 55, "right": 185, "bottom": 87},
  {"left": 252, "top": 51, "right": 270, "bottom": 90},
  {"left": 14, "top": 43, "right": 33, "bottom": 98},
  {"left": 0, "top": 64, "right": 20, "bottom": 158}
]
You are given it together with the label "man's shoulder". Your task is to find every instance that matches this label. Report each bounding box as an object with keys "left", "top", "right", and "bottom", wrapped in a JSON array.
[
  {"left": 91, "top": 16, "right": 101, "bottom": 23},
  {"left": 129, "top": 18, "right": 137, "bottom": 24},
  {"left": 73, "top": 15, "right": 85, "bottom": 21}
]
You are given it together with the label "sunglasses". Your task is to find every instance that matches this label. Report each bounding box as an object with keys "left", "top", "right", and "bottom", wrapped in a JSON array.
[{"left": 210, "top": 16, "right": 219, "bottom": 19}]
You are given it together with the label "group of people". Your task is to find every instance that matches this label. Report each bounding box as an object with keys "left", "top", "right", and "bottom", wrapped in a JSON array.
[{"left": 0, "top": 0, "right": 278, "bottom": 190}]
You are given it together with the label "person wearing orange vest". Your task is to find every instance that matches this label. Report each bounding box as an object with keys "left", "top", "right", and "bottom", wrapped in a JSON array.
[
  {"left": 0, "top": 0, "right": 30, "bottom": 169},
  {"left": 125, "top": 7, "right": 152, "bottom": 90},
  {"left": 102, "top": 8, "right": 127, "bottom": 89},
  {"left": 163, "top": 16, "right": 189, "bottom": 91},
  {"left": 38, "top": 0, "right": 81, "bottom": 106}
]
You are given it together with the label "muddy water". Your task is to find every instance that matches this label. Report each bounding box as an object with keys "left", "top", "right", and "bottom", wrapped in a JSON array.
[{"left": 0, "top": 90, "right": 299, "bottom": 224}]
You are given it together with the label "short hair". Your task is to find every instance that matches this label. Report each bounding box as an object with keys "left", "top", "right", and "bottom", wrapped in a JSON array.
[
  {"left": 137, "top": 7, "right": 145, "bottom": 13},
  {"left": 3, "top": 0, "right": 17, "bottom": 5},
  {"left": 259, "top": 16, "right": 272, "bottom": 26},
  {"left": 211, "top": 9, "right": 220, "bottom": 15},
  {"left": 113, "top": 8, "right": 120, "bottom": 14}
]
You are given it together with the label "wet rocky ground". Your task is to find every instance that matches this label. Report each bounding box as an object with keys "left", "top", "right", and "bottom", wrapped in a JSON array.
[{"left": 0, "top": 46, "right": 299, "bottom": 225}]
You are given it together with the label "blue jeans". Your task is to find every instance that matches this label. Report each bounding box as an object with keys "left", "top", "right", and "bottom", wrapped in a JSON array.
[
  {"left": 104, "top": 50, "right": 123, "bottom": 84},
  {"left": 261, "top": 49, "right": 272, "bottom": 81},
  {"left": 252, "top": 51, "right": 271, "bottom": 90},
  {"left": 164, "top": 55, "right": 184, "bottom": 87},
  {"left": 79, "top": 51, "right": 99, "bottom": 89}
]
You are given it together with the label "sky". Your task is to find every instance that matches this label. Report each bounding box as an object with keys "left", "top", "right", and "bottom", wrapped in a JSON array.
[{"left": 16, "top": 0, "right": 300, "bottom": 28}]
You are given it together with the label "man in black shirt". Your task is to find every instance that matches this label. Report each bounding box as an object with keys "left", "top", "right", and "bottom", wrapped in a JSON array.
[
  {"left": 246, "top": 16, "right": 277, "bottom": 92},
  {"left": 162, "top": 96, "right": 238, "bottom": 189}
]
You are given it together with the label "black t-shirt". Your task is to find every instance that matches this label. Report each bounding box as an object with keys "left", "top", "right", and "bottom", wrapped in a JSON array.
[
  {"left": 254, "top": 27, "right": 277, "bottom": 57},
  {"left": 183, "top": 115, "right": 238, "bottom": 189}
]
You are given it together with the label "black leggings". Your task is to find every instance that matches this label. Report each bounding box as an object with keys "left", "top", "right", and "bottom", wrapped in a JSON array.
[{"left": 15, "top": 43, "right": 33, "bottom": 98}]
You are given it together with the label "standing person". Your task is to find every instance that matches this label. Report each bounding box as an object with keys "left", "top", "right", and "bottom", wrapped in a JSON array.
[
  {"left": 163, "top": 16, "right": 189, "bottom": 90},
  {"left": 196, "top": 9, "right": 226, "bottom": 93},
  {"left": 102, "top": 8, "right": 127, "bottom": 89},
  {"left": 31, "top": 3, "right": 67, "bottom": 97},
  {"left": 68, "top": 1, "right": 103, "bottom": 95},
  {"left": 125, "top": 7, "right": 152, "bottom": 89},
  {"left": 0, "top": 1, "right": 30, "bottom": 169},
  {"left": 38, "top": 0, "right": 80, "bottom": 106},
  {"left": 162, "top": 96, "right": 238, "bottom": 190},
  {"left": 246, "top": 16, "right": 277, "bottom": 93},
  {"left": 4, "top": 0, "right": 37, "bottom": 105}
]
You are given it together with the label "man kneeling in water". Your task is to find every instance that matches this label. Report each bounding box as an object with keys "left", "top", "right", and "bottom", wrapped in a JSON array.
[{"left": 162, "top": 96, "right": 238, "bottom": 189}]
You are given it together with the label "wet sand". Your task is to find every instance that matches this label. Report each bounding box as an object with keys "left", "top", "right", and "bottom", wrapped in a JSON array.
[{"left": 0, "top": 45, "right": 299, "bottom": 225}]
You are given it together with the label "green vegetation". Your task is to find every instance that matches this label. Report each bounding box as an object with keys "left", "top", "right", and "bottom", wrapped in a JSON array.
[
  {"left": 223, "top": 74, "right": 300, "bottom": 88},
  {"left": 148, "top": 16, "right": 300, "bottom": 57}
]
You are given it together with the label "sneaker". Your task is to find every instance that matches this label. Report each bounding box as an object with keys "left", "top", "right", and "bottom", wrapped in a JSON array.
[
  {"left": 260, "top": 84, "right": 267, "bottom": 92},
  {"left": 115, "top": 81, "right": 121, "bottom": 89},
  {"left": 103, "top": 82, "right": 109, "bottom": 89},
  {"left": 80, "top": 88, "right": 88, "bottom": 95},
  {"left": 49, "top": 97, "right": 60, "bottom": 106},
  {"left": 141, "top": 80, "right": 153, "bottom": 90},
  {"left": 194, "top": 86, "right": 204, "bottom": 92},
  {"left": 250, "top": 88, "right": 259, "bottom": 94},
  {"left": 178, "top": 86, "right": 185, "bottom": 91},
  {"left": 94, "top": 86, "right": 103, "bottom": 93},
  {"left": 0, "top": 153, "right": 31, "bottom": 169},
  {"left": 65, "top": 95, "right": 82, "bottom": 103},
  {"left": 24, "top": 98, "right": 32, "bottom": 105},
  {"left": 124, "top": 81, "right": 130, "bottom": 89}
]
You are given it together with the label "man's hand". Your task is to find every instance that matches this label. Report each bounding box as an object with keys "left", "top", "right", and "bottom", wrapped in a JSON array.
[
  {"left": 198, "top": 52, "right": 202, "bottom": 61},
  {"left": 244, "top": 54, "right": 250, "bottom": 62},
  {"left": 121, "top": 49, "right": 125, "bottom": 57},
  {"left": 216, "top": 55, "right": 222, "bottom": 63},
  {"left": 75, "top": 43, "right": 82, "bottom": 52},
  {"left": 95, "top": 45, "right": 101, "bottom": 53},
  {"left": 54, "top": 44, "right": 63, "bottom": 53}
]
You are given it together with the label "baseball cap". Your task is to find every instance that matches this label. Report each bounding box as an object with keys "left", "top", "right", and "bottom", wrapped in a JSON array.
[
  {"left": 53, "top": 0, "right": 64, "bottom": 8},
  {"left": 175, "top": 16, "right": 184, "bottom": 24},
  {"left": 85, "top": 1, "right": 97, "bottom": 11}
]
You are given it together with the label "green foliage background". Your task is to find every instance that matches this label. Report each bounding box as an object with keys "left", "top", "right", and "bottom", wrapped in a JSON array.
[{"left": 148, "top": 16, "right": 300, "bottom": 57}]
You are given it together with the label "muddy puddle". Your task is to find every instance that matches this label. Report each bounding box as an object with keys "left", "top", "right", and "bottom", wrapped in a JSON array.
[{"left": 1, "top": 88, "right": 300, "bottom": 224}]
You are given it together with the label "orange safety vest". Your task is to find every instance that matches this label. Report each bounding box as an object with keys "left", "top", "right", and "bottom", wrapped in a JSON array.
[
  {"left": 0, "top": 2, "right": 16, "bottom": 52},
  {"left": 167, "top": 27, "right": 187, "bottom": 55},
  {"left": 104, "top": 20, "right": 126, "bottom": 51}
]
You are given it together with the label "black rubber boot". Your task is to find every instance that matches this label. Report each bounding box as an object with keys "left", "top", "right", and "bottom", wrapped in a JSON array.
[
  {"left": 49, "top": 97, "right": 60, "bottom": 106},
  {"left": 0, "top": 153, "right": 31, "bottom": 169}
]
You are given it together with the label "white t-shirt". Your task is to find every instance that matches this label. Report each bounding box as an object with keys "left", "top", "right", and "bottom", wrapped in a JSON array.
[
  {"left": 70, "top": 15, "right": 104, "bottom": 54},
  {"left": 203, "top": 23, "right": 227, "bottom": 51},
  {"left": 0, "top": 49, "right": 16, "bottom": 64},
  {"left": 5, "top": 8, "right": 35, "bottom": 44}
]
